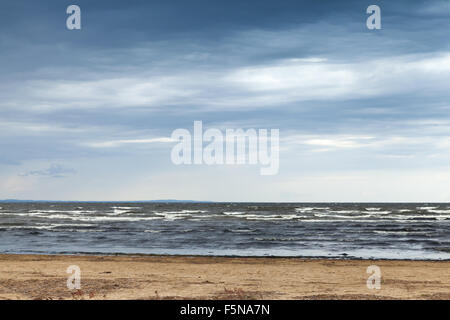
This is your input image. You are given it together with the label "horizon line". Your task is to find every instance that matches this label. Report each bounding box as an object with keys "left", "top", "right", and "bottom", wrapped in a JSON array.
[{"left": 0, "top": 199, "right": 449, "bottom": 204}]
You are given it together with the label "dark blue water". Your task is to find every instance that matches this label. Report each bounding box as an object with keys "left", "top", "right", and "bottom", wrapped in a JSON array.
[{"left": 1, "top": 202, "right": 449, "bottom": 260}]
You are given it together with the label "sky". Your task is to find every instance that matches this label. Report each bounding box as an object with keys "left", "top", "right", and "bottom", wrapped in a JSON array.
[{"left": 1, "top": 0, "right": 450, "bottom": 202}]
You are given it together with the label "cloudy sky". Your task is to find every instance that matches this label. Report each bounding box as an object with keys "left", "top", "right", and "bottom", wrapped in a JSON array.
[{"left": 1, "top": 0, "right": 450, "bottom": 201}]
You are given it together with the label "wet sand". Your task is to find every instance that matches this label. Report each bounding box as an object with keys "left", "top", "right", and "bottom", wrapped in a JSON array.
[{"left": 0, "top": 254, "right": 449, "bottom": 300}]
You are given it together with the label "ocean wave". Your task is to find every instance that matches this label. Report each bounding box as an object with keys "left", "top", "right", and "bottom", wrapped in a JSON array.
[
  {"left": 110, "top": 207, "right": 142, "bottom": 215},
  {"left": 223, "top": 211, "right": 246, "bottom": 215},
  {"left": 0, "top": 223, "right": 95, "bottom": 230},
  {"left": 369, "top": 211, "right": 391, "bottom": 214},
  {"left": 225, "top": 228, "right": 256, "bottom": 233},
  {"left": 27, "top": 209, "right": 98, "bottom": 215},
  {"left": 427, "top": 209, "right": 450, "bottom": 214},
  {"left": 153, "top": 211, "right": 199, "bottom": 220},
  {"left": 254, "top": 237, "right": 304, "bottom": 242},
  {"left": 313, "top": 213, "right": 371, "bottom": 219},
  {"left": 76, "top": 216, "right": 163, "bottom": 222},
  {"left": 389, "top": 214, "right": 450, "bottom": 220},
  {"left": 246, "top": 214, "right": 300, "bottom": 220},
  {"left": 295, "top": 207, "right": 329, "bottom": 212},
  {"left": 31, "top": 214, "right": 163, "bottom": 222},
  {"left": 224, "top": 212, "right": 308, "bottom": 220},
  {"left": 373, "top": 230, "right": 431, "bottom": 235},
  {"left": 327, "top": 210, "right": 363, "bottom": 214},
  {"left": 2, "top": 202, "right": 449, "bottom": 260},
  {"left": 179, "top": 210, "right": 208, "bottom": 213}
]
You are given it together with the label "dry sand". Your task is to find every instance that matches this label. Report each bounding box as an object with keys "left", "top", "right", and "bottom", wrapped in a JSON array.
[{"left": 0, "top": 254, "right": 449, "bottom": 300}]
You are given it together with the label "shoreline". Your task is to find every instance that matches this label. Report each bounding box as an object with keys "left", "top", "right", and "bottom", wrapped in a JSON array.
[
  {"left": 2, "top": 252, "right": 450, "bottom": 262},
  {"left": 1, "top": 254, "right": 449, "bottom": 300}
]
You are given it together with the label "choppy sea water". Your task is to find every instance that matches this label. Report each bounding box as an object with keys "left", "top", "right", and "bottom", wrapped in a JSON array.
[{"left": 0, "top": 202, "right": 449, "bottom": 260}]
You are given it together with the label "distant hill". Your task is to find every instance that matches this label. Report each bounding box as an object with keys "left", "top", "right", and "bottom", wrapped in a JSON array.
[{"left": 0, "top": 199, "right": 213, "bottom": 203}]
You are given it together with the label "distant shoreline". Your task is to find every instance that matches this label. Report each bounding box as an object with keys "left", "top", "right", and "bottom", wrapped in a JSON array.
[
  {"left": 2, "top": 252, "right": 449, "bottom": 262},
  {"left": 0, "top": 200, "right": 214, "bottom": 203}
]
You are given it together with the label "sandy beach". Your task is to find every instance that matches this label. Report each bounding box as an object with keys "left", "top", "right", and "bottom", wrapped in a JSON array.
[{"left": 0, "top": 254, "right": 449, "bottom": 300}]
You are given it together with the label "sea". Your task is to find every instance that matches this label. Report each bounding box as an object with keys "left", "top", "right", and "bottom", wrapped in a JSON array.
[{"left": 0, "top": 202, "right": 449, "bottom": 260}]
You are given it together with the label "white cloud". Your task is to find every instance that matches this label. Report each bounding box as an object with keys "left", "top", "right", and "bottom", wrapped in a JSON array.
[
  {"left": 19, "top": 164, "right": 76, "bottom": 178},
  {"left": 0, "top": 120, "right": 94, "bottom": 135},
  {"left": 302, "top": 136, "right": 375, "bottom": 149},
  {"left": 84, "top": 137, "right": 174, "bottom": 148},
  {"left": 4, "top": 49, "right": 450, "bottom": 113},
  {"left": 21, "top": 77, "right": 200, "bottom": 111},
  {"left": 226, "top": 52, "right": 450, "bottom": 106},
  {"left": 281, "top": 133, "right": 450, "bottom": 157}
]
